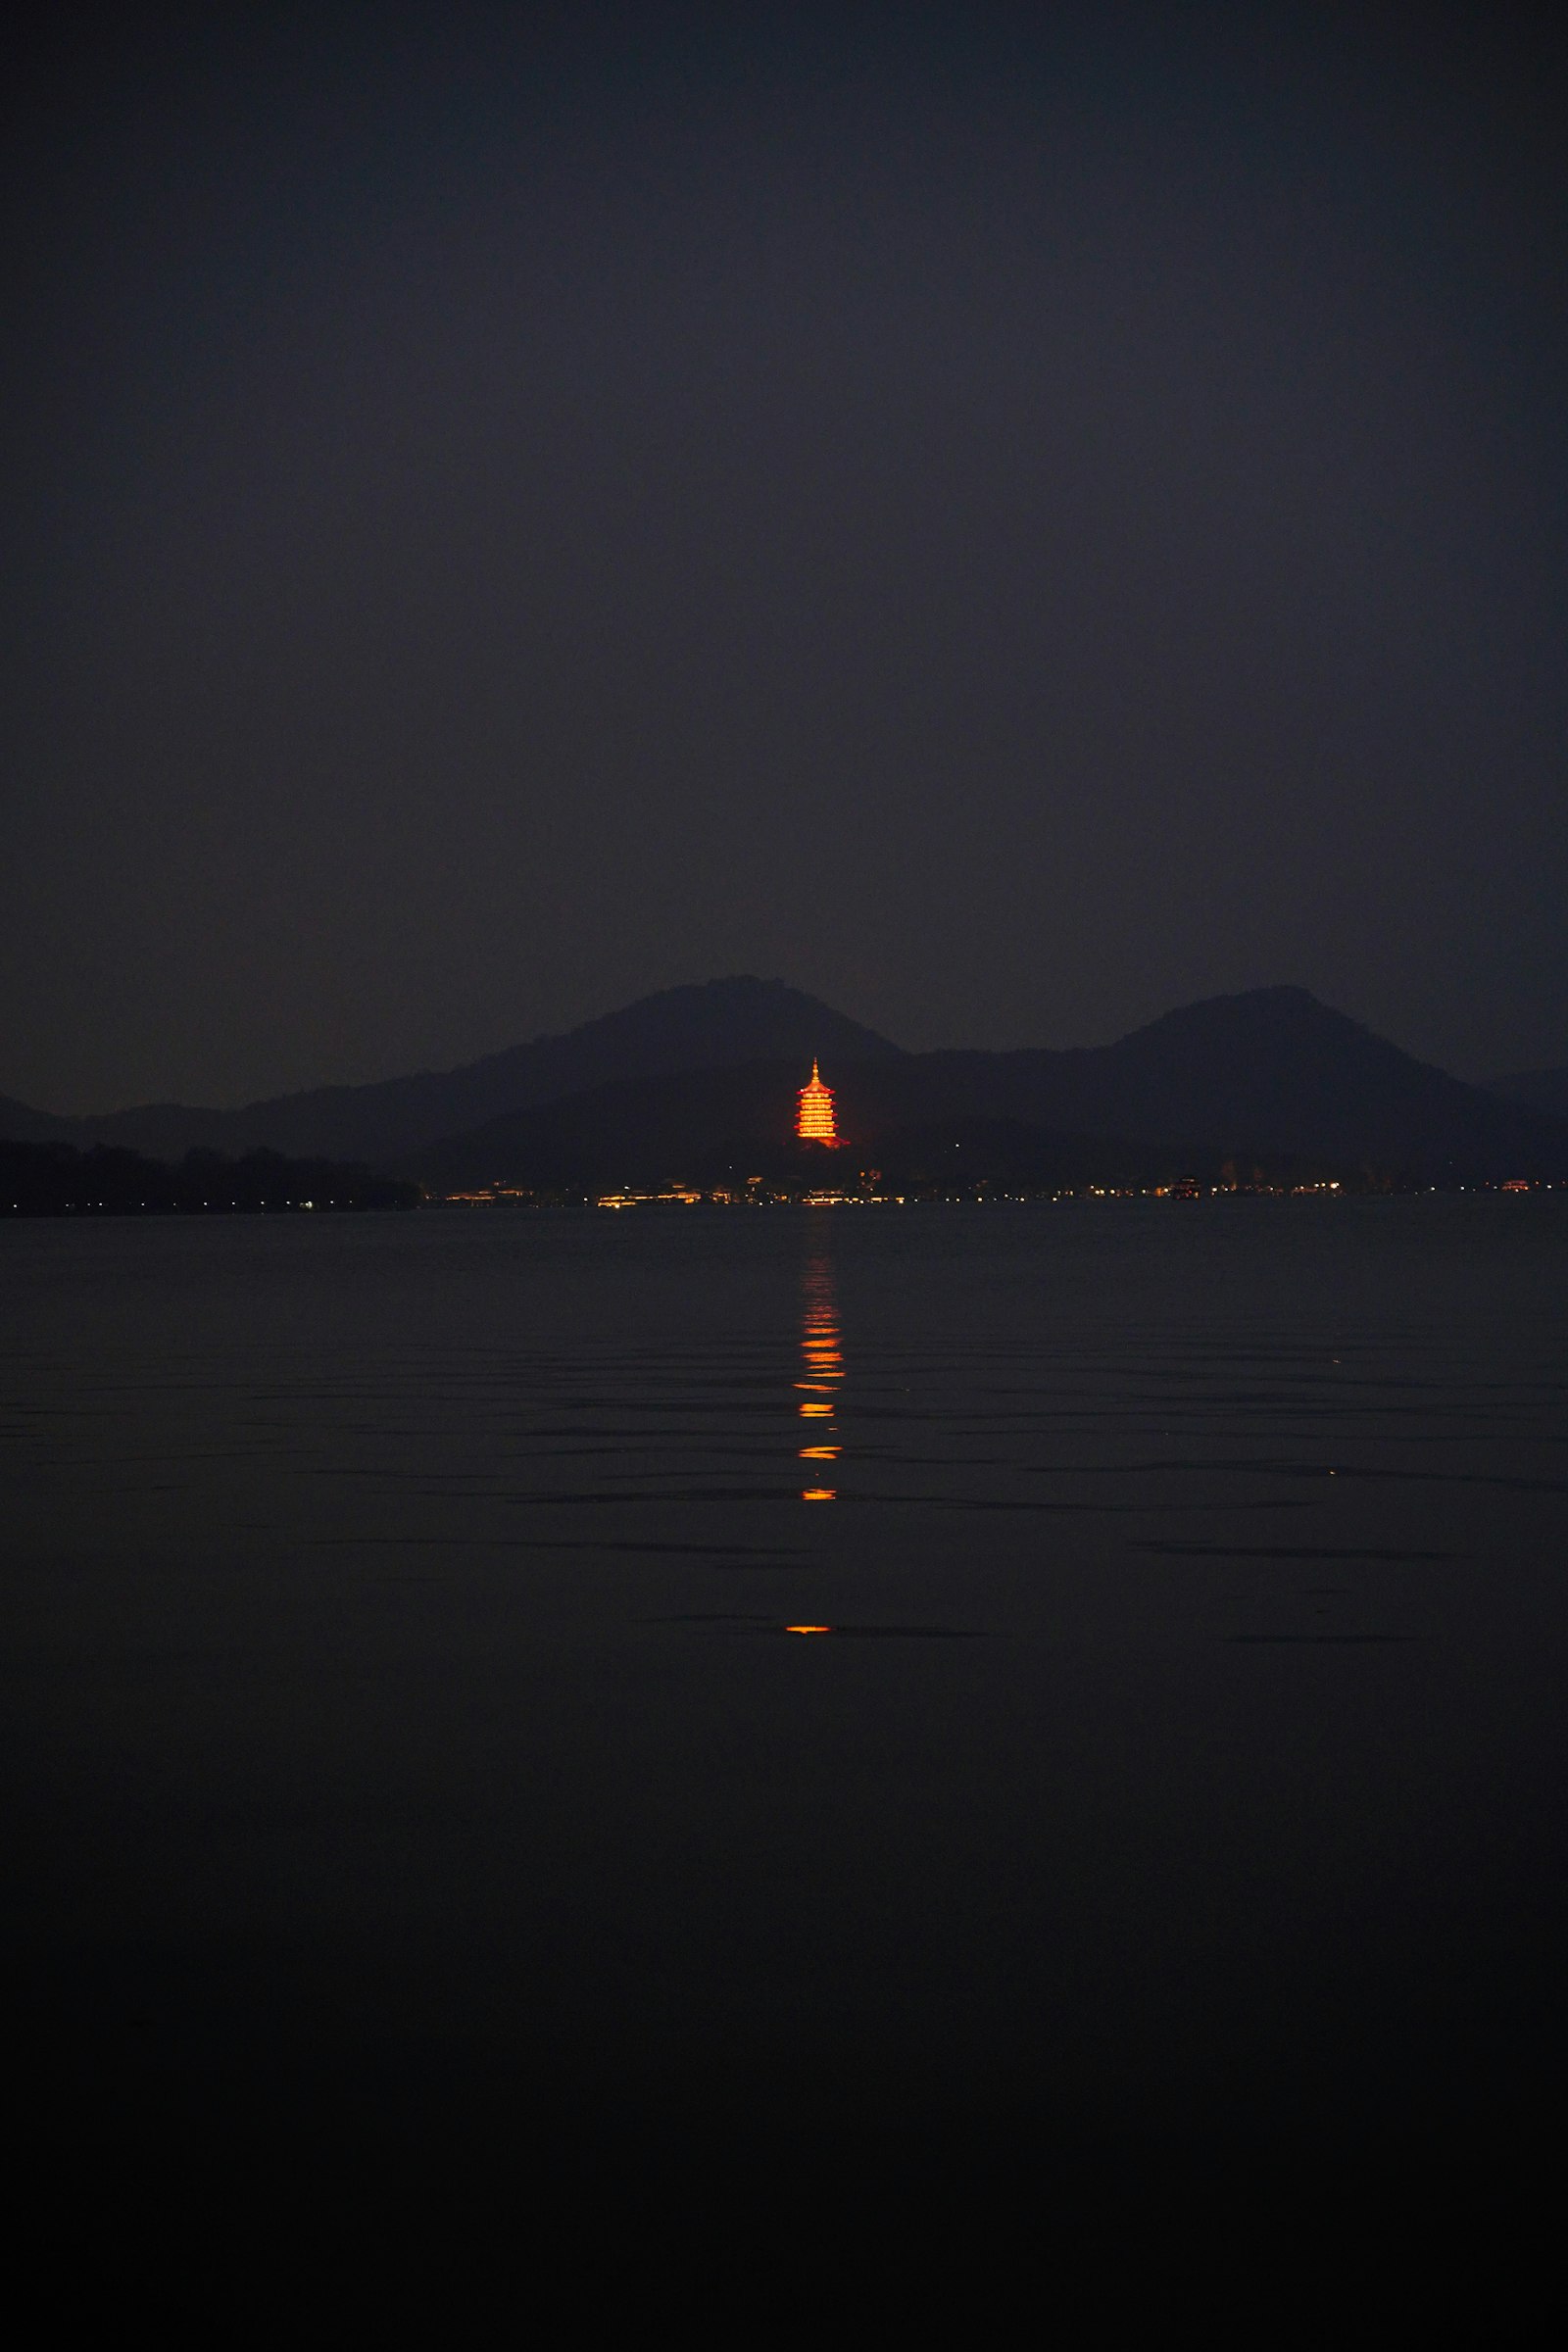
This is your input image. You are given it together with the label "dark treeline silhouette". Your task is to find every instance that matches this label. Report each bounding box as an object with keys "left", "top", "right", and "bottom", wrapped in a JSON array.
[{"left": 0, "top": 1140, "right": 418, "bottom": 1216}]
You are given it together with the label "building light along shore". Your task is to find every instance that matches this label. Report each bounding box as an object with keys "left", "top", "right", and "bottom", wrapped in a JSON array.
[{"left": 797, "top": 1058, "right": 839, "bottom": 1145}]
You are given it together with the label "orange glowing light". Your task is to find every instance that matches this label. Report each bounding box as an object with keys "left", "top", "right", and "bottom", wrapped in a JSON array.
[
  {"left": 796, "top": 1060, "right": 839, "bottom": 1145},
  {"left": 785, "top": 1624, "right": 833, "bottom": 1635},
  {"left": 797, "top": 1251, "right": 843, "bottom": 1502}
]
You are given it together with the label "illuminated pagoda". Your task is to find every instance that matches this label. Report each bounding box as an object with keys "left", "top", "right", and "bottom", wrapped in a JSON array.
[{"left": 796, "top": 1058, "right": 839, "bottom": 1146}]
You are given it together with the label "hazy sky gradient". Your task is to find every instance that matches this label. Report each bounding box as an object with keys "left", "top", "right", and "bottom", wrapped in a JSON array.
[{"left": 5, "top": 3, "right": 1566, "bottom": 1108}]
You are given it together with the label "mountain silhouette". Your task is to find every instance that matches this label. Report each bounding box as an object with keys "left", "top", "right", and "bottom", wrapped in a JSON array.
[
  {"left": 1484, "top": 1066, "right": 1568, "bottom": 1121},
  {"left": 0, "top": 1095, "right": 73, "bottom": 1146},
  {"left": 0, "top": 979, "right": 900, "bottom": 1163},
  {"left": 876, "top": 987, "right": 1567, "bottom": 1175},
  {"left": 406, "top": 987, "right": 1568, "bottom": 1189},
  {"left": 406, "top": 1068, "right": 1356, "bottom": 1198},
  {"left": 5, "top": 982, "right": 1563, "bottom": 1183}
]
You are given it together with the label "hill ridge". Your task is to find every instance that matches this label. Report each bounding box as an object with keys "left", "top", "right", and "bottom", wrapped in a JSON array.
[
  {"left": 0, "top": 977, "right": 901, "bottom": 1163},
  {"left": 5, "top": 982, "right": 1565, "bottom": 1181},
  {"left": 404, "top": 990, "right": 1568, "bottom": 1189}
]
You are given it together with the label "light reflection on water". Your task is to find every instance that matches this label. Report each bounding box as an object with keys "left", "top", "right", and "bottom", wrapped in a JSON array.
[
  {"left": 798, "top": 1243, "right": 843, "bottom": 1501},
  {"left": 3, "top": 1200, "right": 1568, "bottom": 2178},
  {"left": 2, "top": 1201, "right": 1566, "bottom": 1585}
]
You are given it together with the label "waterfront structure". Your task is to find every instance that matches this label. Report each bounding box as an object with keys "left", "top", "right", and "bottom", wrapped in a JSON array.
[{"left": 796, "top": 1059, "right": 839, "bottom": 1145}]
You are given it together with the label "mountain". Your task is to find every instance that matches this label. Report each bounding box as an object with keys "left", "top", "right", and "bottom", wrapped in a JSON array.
[
  {"left": 0, "top": 979, "right": 901, "bottom": 1163},
  {"left": 1484, "top": 1067, "right": 1568, "bottom": 1121},
  {"left": 411, "top": 1069, "right": 1354, "bottom": 1198},
  {"left": 402, "top": 1059, "right": 1174, "bottom": 1196},
  {"left": 8, "top": 981, "right": 1563, "bottom": 1184},
  {"left": 409, "top": 1059, "right": 816, "bottom": 1192},
  {"left": 881, "top": 988, "right": 1568, "bottom": 1177},
  {"left": 0, "top": 1095, "right": 77, "bottom": 1145},
  {"left": 406, "top": 987, "right": 1568, "bottom": 1190}
]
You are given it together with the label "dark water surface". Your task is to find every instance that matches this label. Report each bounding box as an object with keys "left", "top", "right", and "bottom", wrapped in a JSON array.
[{"left": 6, "top": 1200, "right": 1566, "bottom": 2284}]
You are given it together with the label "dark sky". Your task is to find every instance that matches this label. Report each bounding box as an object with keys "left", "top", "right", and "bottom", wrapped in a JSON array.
[{"left": 6, "top": 3, "right": 1566, "bottom": 1109}]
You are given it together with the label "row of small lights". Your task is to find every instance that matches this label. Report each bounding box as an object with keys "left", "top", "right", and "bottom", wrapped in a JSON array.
[
  {"left": 12, "top": 1182, "right": 1553, "bottom": 1213},
  {"left": 2, "top": 1198, "right": 344, "bottom": 1211},
  {"left": 440, "top": 1180, "right": 1560, "bottom": 1209}
]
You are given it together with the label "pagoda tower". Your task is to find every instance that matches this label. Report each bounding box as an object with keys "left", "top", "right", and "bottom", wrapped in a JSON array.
[{"left": 796, "top": 1058, "right": 839, "bottom": 1146}]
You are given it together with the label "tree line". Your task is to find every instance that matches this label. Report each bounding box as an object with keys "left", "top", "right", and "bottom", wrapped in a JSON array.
[{"left": 0, "top": 1139, "right": 419, "bottom": 1215}]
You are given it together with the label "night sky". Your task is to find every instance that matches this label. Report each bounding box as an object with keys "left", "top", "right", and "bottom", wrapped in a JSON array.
[{"left": 6, "top": 3, "right": 1566, "bottom": 1111}]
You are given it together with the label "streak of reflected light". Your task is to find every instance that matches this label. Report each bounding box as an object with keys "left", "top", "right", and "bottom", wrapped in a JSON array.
[{"left": 798, "top": 1251, "right": 844, "bottom": 1501}]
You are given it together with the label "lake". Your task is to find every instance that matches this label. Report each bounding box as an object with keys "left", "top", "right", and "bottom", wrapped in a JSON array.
[{"left": 5, "top": 1198, "right": 1566, "bottom": 2285}]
